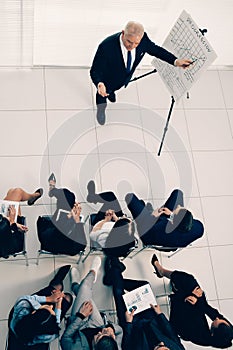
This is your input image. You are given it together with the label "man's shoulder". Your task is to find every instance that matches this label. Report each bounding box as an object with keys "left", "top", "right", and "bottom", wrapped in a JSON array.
[
  {"left": 100, "top": 32, "right": 121, "bottom": 47},
  {"left": 138, "top": 32, "right": 152, "bottom": 47}
]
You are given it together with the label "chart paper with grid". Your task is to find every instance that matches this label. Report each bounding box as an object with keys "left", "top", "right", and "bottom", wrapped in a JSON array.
[{"left": 152, "top": 10, "right": 217, "bottom": 101}]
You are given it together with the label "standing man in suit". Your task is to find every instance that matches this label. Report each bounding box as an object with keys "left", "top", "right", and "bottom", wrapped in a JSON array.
[{"left": 90, "top": 21, "right": 192, "bottom": 125}]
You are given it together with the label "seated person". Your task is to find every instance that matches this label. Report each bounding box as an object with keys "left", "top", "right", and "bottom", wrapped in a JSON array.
[
  {"left": 151, "top": 254, "right": 233, "bottom": 348},
  {"left": 37, "top": 173, "right": 87, "bottom": 255},
  {"left": 125, "top": 189, "right": 204, "bottom": 247},
  {"left": 0, "top": 187, "right": 43, "bottom": 259},
  {"left": 103, "top": 256, "right": 185, "bottom": 350},
  {"left": 8, "top": 265, "right": 72, "bottom": 350},
  {"left": 60, "top": 257, "right": 122, "bottom": 350},
  {"left": 87, "top": 181, "right": 136, "bottom": 257}
]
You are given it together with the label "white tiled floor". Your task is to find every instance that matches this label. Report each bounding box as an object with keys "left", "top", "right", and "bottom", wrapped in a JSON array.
[{"left": 0, "top": 66, "right": 232, "bottom": 349}]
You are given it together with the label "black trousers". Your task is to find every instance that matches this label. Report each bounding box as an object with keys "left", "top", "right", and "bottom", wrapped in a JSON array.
[
  {"left": 111, "top": 264, "right": 148, "bottom": 328},
  {"left": 91, "top": 191, "right": 124, "bottom": 226}
]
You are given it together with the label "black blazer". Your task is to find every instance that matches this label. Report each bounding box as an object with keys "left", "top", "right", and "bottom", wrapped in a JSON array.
[
  {"left": 90, "top": 32, "right": 177, "bottom": 92},
  {"left": 123, "top": 312, "right": 185, "bottom": 350}
]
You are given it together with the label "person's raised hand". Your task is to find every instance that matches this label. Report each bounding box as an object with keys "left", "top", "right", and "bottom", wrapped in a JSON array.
[
  {"left": 175, "top": 58, "right": 193, "bottom": 69},
  {"left": 79, "top": 301, "right": 93, "bottom": 317},
  {"left": 125, "top": 309, "right": 135, "bottom": 323},
  {"left": 185, "top": 295, "right": 198, "bottom": 305},
  {"left": 104, "top": 209, "right": 114, "bottom": 222},
  {"left": 159, "top": 207, "right": 172, "bottom": 216},
  {"left": 16, "top": 223, "right": 28, "bottom": 232},
  {"left": 192, "top": 286, "right": 203, "bottom": 298},
  {"left": 7, "top": 205, "right": 16, "bottom": 224},
  {"left": 71, "top": 202, "right": 82, "bottom": 223},
  {"left": 97, "top": 82, "right": 109, "bottom": 97},
  {"left": 47, "top": 290, "right": 64, "bottom": 303},
  {"left": 150, "top": 304, "right": 162, "bottom": 314}
]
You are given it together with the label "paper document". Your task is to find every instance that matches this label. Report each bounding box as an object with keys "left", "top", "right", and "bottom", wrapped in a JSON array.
[
  {"left": 56, "top": 209, "right": 84, "bottom": 223},
  {"left": 152, "top": 10, "right": 217, "bottom": 101},
  {"left": 0, "top": 199, "right": 19, "bottom": 222},
  {"left": 123, "top": 283, "right": 157, "bottom": 315}
]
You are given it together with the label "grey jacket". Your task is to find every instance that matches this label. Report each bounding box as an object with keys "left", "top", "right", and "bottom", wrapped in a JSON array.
[{"left": 60, "top": 315, "right": 123, "bottom": 350}]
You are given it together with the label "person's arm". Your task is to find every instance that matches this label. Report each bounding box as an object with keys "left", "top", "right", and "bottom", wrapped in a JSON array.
[
  {"left": 92, "top": 210, "right": 118, "bottom": 232},
  {"left": 67, "top": 221, "right": 87, "bottom": 248},
  {"left": 122, "top": 310, "right": 135, "bottom": 350},
  {"left": 61, "top": 301, "right": 92, "bottom": 345},
  {"left": 198, "top": 293, "right": 222, "bottom": 320},
  {"left": 6, "top": 206, "right": 28, "bottom": 232},
  {"left": 54, "top": 292, "right": 63, "bottom": 324},
  {"left": 143, "top": 32, "right": 192, "bottom": 68},
  {"left": 152, "top": 207, "right": 172, "bottom": 218},
  {"left": 150, "top": 305, "right": 185, "bottom": 349},
  {"left": 90, "top": 42, "right": 108, "bottom": 88},
  {"left": 92, "top": 219, "right": 107, "bottom": 232},
  {"left": 11, "top": 295, "right": 46, "bottom": 333}
]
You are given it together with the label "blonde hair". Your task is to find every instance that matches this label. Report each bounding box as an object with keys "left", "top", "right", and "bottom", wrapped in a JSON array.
[{"left": 124, "top": 21, "right": 144, "bottom": 37}]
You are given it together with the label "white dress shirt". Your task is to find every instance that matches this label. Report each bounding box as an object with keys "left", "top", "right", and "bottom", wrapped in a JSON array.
[{"left": 119, "top": 34, "right": 135, "bottom": 70}]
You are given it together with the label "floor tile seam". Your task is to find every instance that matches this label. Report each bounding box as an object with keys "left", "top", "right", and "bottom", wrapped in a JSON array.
[{"left": 217, "top": 69, "right": 233, "bottom": 138}]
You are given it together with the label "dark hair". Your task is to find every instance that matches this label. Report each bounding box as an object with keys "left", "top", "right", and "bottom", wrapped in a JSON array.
[
  {"left": 173, "top": 209, "right": 193, "bottom": 232},
  {"left": 211, "top": 323, "right": 233, "bottom": 348},
  {"left": 15, "top": 309, "right": 59, "bottom": 344},
  {"left": 62, "top": 189, "right": 76, "bottom": 210},
  {"left": 95, "top": 335, "right": 118, "bottom": 350},
  {"left": 112, "top": 217, "right": 135, "bottom": 234},
  {"left": 104, "top": 218, "right": 135, "bottom": 257}
]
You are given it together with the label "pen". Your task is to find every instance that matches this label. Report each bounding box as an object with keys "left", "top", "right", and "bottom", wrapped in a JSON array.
[{"left": 189, "top": 59, "right": 197, "bottom": 65}]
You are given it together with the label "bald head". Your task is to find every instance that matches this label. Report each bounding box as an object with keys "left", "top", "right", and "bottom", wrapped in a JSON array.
[{"left": 122, "top": 21, "right": 144, "bottom": 51}]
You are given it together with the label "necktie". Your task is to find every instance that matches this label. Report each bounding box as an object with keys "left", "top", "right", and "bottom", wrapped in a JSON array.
[{"left": 126, "top": 50, "right": 132, "bottom": 73}]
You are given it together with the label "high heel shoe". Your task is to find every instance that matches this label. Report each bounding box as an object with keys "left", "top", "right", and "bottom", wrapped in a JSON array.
[
  {"left": 48, "top": 173, "right": 56, "bottom": 197},
  {"left": 48, "top": 173, "right": 56, "bottom": 183},
  {"left": 27, "top": 188, "right": 43, "bottom": 206},
  {"left": 151, "top": 254, "right": 163, "bottom": 278}
]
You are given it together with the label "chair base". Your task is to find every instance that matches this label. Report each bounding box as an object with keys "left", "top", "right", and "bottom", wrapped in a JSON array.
[{"left": 36, "top": 249, "right": 85, "bottom": 265}]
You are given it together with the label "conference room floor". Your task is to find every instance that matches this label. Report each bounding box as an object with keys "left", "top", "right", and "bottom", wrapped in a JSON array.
[{"left": 0, "top": 66, "right": 232, "bottom": 349}]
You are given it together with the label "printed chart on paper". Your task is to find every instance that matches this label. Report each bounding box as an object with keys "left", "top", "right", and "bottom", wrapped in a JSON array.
[{"left": 152, "top": 10, "right": 217, "bottom": 101}]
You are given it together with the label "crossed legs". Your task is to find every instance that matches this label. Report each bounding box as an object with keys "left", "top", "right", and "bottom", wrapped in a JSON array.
[
  {"left": 71, "top": 271, "right": 103, "bottom": 327},
  {"left": 4, "top": 188, "right": 42, "bottom": 216}
]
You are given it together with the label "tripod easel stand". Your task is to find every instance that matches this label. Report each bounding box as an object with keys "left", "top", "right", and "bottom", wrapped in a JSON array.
[{"left": 129, "top": 69, "right": 176, "bottom": 156}]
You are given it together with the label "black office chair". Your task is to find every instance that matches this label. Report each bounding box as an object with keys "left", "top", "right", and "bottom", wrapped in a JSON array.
[{"left": 129, "top": 242, "right": 191, "bottom": 258}]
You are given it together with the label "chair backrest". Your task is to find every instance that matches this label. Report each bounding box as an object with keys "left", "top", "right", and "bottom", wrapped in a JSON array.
[{"left": 89, "top": 213, "right": 98, "bottom": 228}]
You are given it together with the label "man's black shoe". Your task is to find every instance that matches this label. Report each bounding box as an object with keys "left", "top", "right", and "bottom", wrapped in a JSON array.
[
  {"left": 96, "top": 103, "right": 106, "bottom": 125},
  {"left": 108, "top": 92, "right": 116, "bottom": 103}
]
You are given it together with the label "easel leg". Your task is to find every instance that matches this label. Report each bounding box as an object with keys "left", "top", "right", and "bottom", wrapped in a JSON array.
[{"left": 157, "top": 96, "right": 175, "bottom": 156}]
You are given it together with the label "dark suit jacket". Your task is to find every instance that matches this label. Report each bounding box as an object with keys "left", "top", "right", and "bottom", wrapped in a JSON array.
[
  {"left": 37, "top": 216, "right": 87, "bottom": 256},
  {"left": 170, "top": 292, "right": 227, "bottom": 347},
  {"left": 0, "top": 215, "right": 24, "bottom": 258},
  {"left": 90, "top": 32, "right": 177, "bottom": 91},
  {"left": 141, "top": 215, "right": 204, "bottom": 247},
  {"left": 123, "top": 312, "right": 185, "bottom": 350}
]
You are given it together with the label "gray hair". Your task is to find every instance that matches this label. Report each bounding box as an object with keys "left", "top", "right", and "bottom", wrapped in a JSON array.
[{"left": 124, "top": 21, "right": 144, "bottom": 37}]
